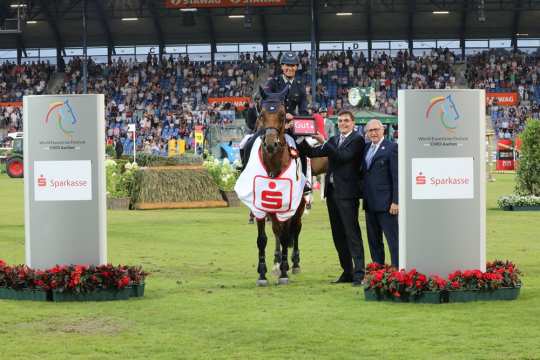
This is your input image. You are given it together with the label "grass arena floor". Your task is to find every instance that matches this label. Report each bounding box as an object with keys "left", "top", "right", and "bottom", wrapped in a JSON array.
[{"left": 0, "top": 173, "right": 539, "bottom": 360}]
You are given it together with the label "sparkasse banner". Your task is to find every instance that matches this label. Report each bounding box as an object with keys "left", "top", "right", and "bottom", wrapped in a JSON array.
[
  {"left": 24, "top": 95, "right": 106, "bottom": 269},
  {"left": 398, "top": 90, "right": 486, "bottom": 277}
]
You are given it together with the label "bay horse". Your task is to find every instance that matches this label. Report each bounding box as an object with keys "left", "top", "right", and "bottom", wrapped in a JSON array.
[{"left": 254, "top": 87, "right": 307, "bottom": 286}]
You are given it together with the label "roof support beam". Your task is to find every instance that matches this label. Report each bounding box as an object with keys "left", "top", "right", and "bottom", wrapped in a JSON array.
[
  {"left": 259, "top": 14, "right": 268, "bottom": 61},
  {"left": 407, "top": 0, "right": 415, "bottom": 55},
  {"left": 511, "top": 0, "right": 522, "bottom": 51},
  {"left": 366, "top": 0, "right": 372, "bottom": 62},
  {"left": 459, "top": 0, "right": 467, "bottom": 60},
  {"left": 94, "top": 0, "right": 116, "bottom": 56},
  {"left": 38, "top": 0, "right": 65, "bottom": 56},
  {"left": 147, "top": 0, "right": 165, "bottom": 59},
  {"left": 206, "top": 10, "right": 217, "bottom": 65}
]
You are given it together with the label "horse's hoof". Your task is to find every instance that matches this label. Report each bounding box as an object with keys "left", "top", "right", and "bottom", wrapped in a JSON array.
[
  {"left": 278, "top": 277, "right": 289, "bottom": 285},
  {"left": 272, "top": 263, "right": 280, "bottom": 276},
  {"left": 256, "top": 279, "right": 269, "bottom": 287},
  {"left": 292, "top": 267, "right": 301, "bottom": 274}
]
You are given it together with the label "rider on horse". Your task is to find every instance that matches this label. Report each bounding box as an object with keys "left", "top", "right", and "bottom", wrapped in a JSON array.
[{"left": 241, "top": 51, "right": 311, "bottom": 193}]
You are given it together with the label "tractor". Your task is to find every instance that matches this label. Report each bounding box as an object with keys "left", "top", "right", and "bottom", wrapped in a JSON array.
[{"left": 2, "top": 132, "right": 24, "bottom": 178}]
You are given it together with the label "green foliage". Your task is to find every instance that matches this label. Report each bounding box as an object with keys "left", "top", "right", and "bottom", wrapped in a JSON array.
[
  {"left": 131, "top": 167, "right": 222, "bottom": 204},
  {"left": 203, "top": 156, "right": 240, "bottom": 191},
  {"left": 105, "top": 144, "right": 116, "bottom": 158},
  {"left": 0, "top": 162, "right": 5, "bottom": 174},
  {"left": 497, "top": 194, "right": 540, "bottom": 209},
  {"left": 135, "top": 153, "right": 203, "bottom": 167},
  {"left": 515, "top": 119, "right": 540, "bottom": 196},
  {"left": 105, "top": 159, "right": 138, "bottom": 199}
]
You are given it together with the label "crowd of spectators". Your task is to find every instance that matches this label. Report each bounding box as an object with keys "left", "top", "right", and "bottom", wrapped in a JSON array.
[
  {"left": 1, "top": 49, "right": 539, "bottom": 151},
  {"left": 466, "top": 49, "right": 540, "bottom": 138},
  {"left": 0, "top": 61, "right": 54, "bottom": 137},
  {"left": 57, "top": 53, "right": 263, "bottom": 155},
  {"left": 268, "top": 47, "right": 457, "bottom": 115}
]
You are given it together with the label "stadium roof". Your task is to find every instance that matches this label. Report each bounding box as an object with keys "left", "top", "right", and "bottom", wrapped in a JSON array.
[{"left": 1, "top": 0, "right": 539, "bottom": 51}]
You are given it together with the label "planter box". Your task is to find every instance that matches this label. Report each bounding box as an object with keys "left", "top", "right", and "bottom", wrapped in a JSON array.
[
  {"left": 510, "top": 205, "right": 540, "bottom": 211},
  {"left": 364, "top": 288, "right": 383, "bottom": 301},
  {"left": 52, "top": 288, "right": 130, "bottom": 302},
  {"left": 221, "top": 190, "right": 241, "bottom": 207},
  {"left": 107, "top": 197, "right": 130, "bottom": 210},
  {"left": 410, "top": 291, "right": 443, "bottom": 304},
  {"left": 446, "top": 287, "right": 521, "bottom": 303},
  {"left": 0, "top": 287, "right": 48, "bottom": 301},
  {"left": 129, "top": 283, "right": 145, "bottom": 298}
]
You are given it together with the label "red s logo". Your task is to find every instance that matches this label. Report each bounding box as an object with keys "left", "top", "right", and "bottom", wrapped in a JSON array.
[
  {"left": 416, "top": 172, "right": 426, "bottom": 185},
  {"left": 38, "top": 175, "right": 47, "bottom": 187},
  {"left": 261, "top": 190, "right": 283, "bottom": 209}
]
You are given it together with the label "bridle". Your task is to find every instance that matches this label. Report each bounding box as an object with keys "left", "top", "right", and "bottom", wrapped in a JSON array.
[{"left": 259, "top": 100, "right": 285, "bottom": 148}]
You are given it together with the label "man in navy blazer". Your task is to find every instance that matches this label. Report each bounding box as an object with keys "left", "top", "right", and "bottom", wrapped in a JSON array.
[
  {"left": 362, "top": 119, "right": 399, "bottom": 267},
  {"left": 300, "top": 110, "right": 366, "bottom": 285}
]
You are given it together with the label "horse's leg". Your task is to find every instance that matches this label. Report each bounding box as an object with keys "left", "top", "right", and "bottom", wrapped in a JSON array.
[
  {"left": 274, "top": 221, "right": 290, "bottom": 285},
  {"left": 291, "top": 218, "right": 302, "bottom": 274},
  {"left": 291, "top": 201, "right": 305, "bottom": 274},
  {"left": 272, "top": 233, "right": 281, "bottom": 276},
  {"left": 256, "top": 219, "right": 268, "bottom": 286}
]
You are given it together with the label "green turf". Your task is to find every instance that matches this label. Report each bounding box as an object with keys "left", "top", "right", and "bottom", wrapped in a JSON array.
[{"left": 0, "top": 173, "right": 539, "bottom": 360}]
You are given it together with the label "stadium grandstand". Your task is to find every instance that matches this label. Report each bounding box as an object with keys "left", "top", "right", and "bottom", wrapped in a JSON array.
[{"left": 1, "top": 0, "right": 539, "bottom": 155}]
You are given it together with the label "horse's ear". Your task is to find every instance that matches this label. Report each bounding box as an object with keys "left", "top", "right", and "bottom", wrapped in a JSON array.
[
  {"left": 259, "top": 85, "right": 268, "bottom": 100},
  {"left": 278, "top": 86, "right": 288, "bottom": 101}
]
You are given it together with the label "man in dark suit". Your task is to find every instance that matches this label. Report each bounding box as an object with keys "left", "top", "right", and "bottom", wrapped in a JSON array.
[
  {"left": 300, "top": 110, "right": 366, "bottom": 285},
  {"left": 362, "top": 119, "right": 399, "bottom": 268}
]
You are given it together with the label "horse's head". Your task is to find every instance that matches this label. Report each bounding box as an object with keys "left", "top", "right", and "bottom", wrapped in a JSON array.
[{"left": 259, "top": 86, "right": 288, "bottom": 156}]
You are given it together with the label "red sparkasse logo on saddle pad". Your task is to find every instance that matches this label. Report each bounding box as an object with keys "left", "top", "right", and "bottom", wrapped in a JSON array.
[{"left": 253, "top": 176, "right": 292, "bottom": 213}]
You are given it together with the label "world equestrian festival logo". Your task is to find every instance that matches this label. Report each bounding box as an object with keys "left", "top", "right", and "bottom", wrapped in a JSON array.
[
  {"left": 44, "top": 100, "right": 78, "bottom": 138},
  {"left": 425, "top": 95, "right": 460, "bottom": 133}
]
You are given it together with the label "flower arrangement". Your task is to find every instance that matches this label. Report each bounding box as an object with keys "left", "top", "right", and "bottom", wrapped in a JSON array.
[
  {"left": 497, "top": 194, "right": 540, "bottom": 209},
  {"left": 106, "top": 159, "right": 138, "bottom": 199},
  {"left": 203, "top": 156, "right": 241, "bottom": 192},
  {"left": 364, "top": 260, "right": 522, "bottom": 301},
  {"left": 0, "top": 260, "right": 148, "bottom": 294}
]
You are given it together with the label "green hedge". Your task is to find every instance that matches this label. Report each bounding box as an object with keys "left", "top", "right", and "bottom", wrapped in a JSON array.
[{"left": 131, "top": 167, "right": 223, "bottom": 204}]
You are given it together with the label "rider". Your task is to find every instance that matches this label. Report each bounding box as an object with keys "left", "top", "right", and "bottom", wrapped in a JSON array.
[{"left": 242, "top": 51, "right": 311, "bottom": 192}]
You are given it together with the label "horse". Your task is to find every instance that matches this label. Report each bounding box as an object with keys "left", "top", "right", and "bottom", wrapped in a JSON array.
[{"left": 247, "top": 87, "right": 308, "bottom": 285}]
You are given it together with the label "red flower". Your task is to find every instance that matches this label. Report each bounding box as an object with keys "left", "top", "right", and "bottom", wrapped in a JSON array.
[
  {"left": 451, "top": 281, "right": 460, "bottom": 289},
  {"left": 117, "top": 276, "right": 130, "bottom": 288}
]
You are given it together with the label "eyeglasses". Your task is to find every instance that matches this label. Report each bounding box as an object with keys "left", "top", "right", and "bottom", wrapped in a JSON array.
[{"left": 366, "top": 128, "right": 383, "bottom": 133}]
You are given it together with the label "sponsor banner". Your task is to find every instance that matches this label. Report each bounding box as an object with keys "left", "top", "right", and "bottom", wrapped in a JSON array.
[
  {"left": 168, "top": 139, "right": 177, "bottom": 157},
  {"left": 194, "top": 125, "right": 204, "bottom": 147},
  {"left": 496, "top": 159, "right": 514, "bottom": 171},
  {"left": 412, "top": 157, "right": 474, "bottom": 200},
  {"left": 0, "top": 101, "right": 23, "bottom": 108},
  {"left": 292, "top": 118, "right": 316, "bottom": 135},
  {"left": 165, "top": 0, "right": 287, "bottom": 8},
  {"left": 34, "top": 160, "right": 92, "bottom": 201},
  {"left": 208, "top": 97, "right": 250, "bottom": 110},
  {"left": 486, "top": 92, "right": 518, "bottom": 106},
  {"left": 496, "top": 139, "right": 515, "bottom": 170}
]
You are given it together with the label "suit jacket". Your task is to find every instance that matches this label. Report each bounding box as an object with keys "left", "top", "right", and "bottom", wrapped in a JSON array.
[
  {"left": 362, "top": 139, "right": 398, "bottom": 212},
  {"left": 264, "top": 76, "right": 308, "bottom": 116},
  {"left": 300, "top": 131, "right": 365, "bottom": 199}
]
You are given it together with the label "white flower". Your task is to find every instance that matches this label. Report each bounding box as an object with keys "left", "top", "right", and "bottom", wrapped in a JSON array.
[{"left": 105, "top": 159, "right": 117, "bottom": 168}]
